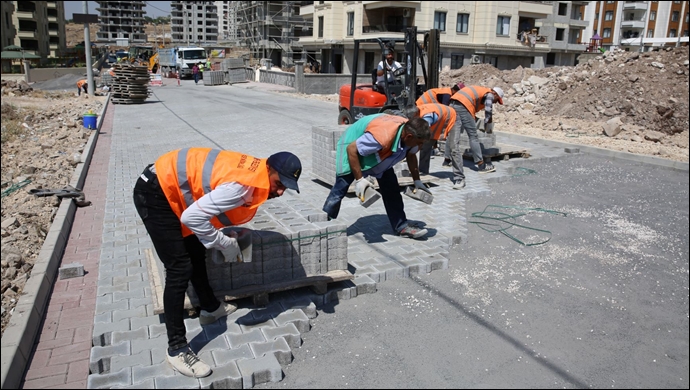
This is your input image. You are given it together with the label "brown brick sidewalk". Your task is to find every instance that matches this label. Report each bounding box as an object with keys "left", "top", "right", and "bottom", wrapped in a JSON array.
[{"left": 22, "top": 105, "right": 115, "bottom": 389}]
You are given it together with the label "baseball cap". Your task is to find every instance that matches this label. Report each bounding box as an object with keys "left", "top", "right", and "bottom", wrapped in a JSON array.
[
  {"left": 267, "top": 152, "right": 302, "bottom": 193},
  {"left": 492, "top": 87, "right": 504, "bottom": 104}
]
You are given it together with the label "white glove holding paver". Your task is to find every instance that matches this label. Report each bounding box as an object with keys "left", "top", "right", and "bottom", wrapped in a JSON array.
[
  {"left": 219, "top": 230, "right": 242, "bottom": 262},
  {"left": 413, "top": 179, "right": 431, "bottom": 194},
  {"left": 354, "top": 178, "right": 372, "bottom": 202}
]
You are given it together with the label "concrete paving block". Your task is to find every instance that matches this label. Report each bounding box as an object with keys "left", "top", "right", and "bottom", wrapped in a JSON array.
[
  {"left": 237, "top": 354, "right": 283, "bottom": 389},
  {"left": 131, "top": 362, "right": 175, "bottom": 385},
  {"left": 200, "top": 319, "right": 241, "bottom": 339},
  {"left": 131, "top": 315, "right": 163, "bottom": 331},
  {"left": 58, "top": 262, "right": 84, "bottom": 279},
  {"left": 273, "top": 310, "right": 310, "bottom": 333},
  {"left": 87, "top": 367, "right": 132, "bottom": 389},
  {"left": 110, "top": 350, "right": 152, "bottom": 373},
  {"left": 396, "top": 257, "right": 429, "bottom": 276},
  {"left": 261, "top": 323, "right": 301, "bottom": 349},
  {"left": 92, "top": 319, "right": 131, "bottom": 345},
  {"left": 354, "top": 274, "right": 377, "bottom": 295},
  {"left": 280, "top": 299, "right": 317, "bottom": 319},
  {"left": 94, "top": 311, "right": 112, "bottom": 324},
  {"left": 90, "top": 341, "right": 131, "bottom": 374},
  {"left": 212, "top": 344, "right": 254, "bottom": 366},
  {"left": 419, "top": 253, "right": 449, "bottom": 271},
  {"left": 112, "top": 377, "right": 155, "bottom": 389},
  {"left": 226, "top": 327, "right": 266, "bottom": 349},
  {"left": 154, "top": 373, "right": 202, "bottom": 389},
  {"left": 191, "top": 333, "right": 229, "bottom": 354},
  {"left": 111, "top": 326, "right": 148, "bottom": 345},
  {"left": 199, "top": 361, "right": 243, "bottom": 389},
  {"left": 113, "top": 305, "right": 148, "bottom": 322},
  {"left": 249, "top": 337, "right": 292, "bottom": 365},
  {"left": 131, "top": 335, "right": 167, "bottom": 355},
  {"left": 148, "top": 323, "right": 167, "bottom": 339},
  {"left": 95, "top": 299, "right": 129, "bottom": 315},
  {"left": 374, "top": 262, "right": 406, "bottom": 280}
]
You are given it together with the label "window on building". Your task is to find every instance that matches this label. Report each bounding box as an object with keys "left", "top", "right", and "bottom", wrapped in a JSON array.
[
  {"left": 434, "top": 12, "right": 447, "bottom": 31},
  {"left": 496, "top": 16, "right": 510, "bottom": 36},
  {"left": 546, "top": 52, "right": 556, "bottom": 65},
  {"left": 669, "top": 29, "right": 677, "bottom": 37},
  {"left": 605, "top": 11, "right": 613, "bottom": 21},
  {"left": 347, "top": 12, "right": 354, "bottom": 36},
  {"left": 647, "top": 29, "right": 654, "bottom": 37},
  {"left": 603, "top": 28, "right": 611, "bottom": 38},
  {"left": 686, "top": 12, "right": 689, "bottom": 23},
  {"left": 595, "top": 13, "right": 599, "bottom": 20},
  {"left": 558, "top": 3, "right": 567, "bottom": 16},
  {"left": 556, "top": 28, "right": 565, "bottom": 40},
  {"left": 318, "top": 16, "right": 323, "bottom": 38},
  {"left": 650, "top": 11, "right": 656, "bottom": 21},
  {"left": 456, "top": 13, "right": 469, "bottom": 33},
  {"left": 451, "top": 54, "right": 463, "bottom": 69},
  {"left": 671, "top": 11, "right": 679, "bottom": 22}
]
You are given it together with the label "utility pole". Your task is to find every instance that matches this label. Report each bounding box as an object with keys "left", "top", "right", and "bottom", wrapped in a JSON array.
[
  {"left": 185, "top": 11, "right": 190, "bottom": 46},
  {"left": 83, "top": 1, "right": 95, "bottom": 96}
]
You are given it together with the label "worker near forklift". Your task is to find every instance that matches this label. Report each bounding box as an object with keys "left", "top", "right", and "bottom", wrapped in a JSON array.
[
  {"left": 416, "top": 103, "right": 457, "bottom": 176},
  {"left": 376, "top": 49, "right": 403, "bottom": 93},
  {"left": 448, "top": 86, "right": 504, "bottom": 184},
  {"left": 323, "top": 114, "right": 432, "bottom": 239},
  {"left": 416, "top": 82, "right": 465, "bottom": 167}
]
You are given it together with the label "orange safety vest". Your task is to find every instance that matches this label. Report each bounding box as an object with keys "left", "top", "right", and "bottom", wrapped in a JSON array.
[
  {"left": 450, "top": 85, "right": 493, "bottom": 118},
  {"left": 418, "top": 103, "right": 456, "bottom": 140},
  {"left": 416, "top": 87, "right": 453, "bottom": 106},
  {"left": 155, "top": 148, "right": 271, "bottom": 237},
  {"left": 365, "top": 115, "right": 408, "bottom": 162},
  {"left": 77, "top": 79, "right": 87, "bottom": 88}
]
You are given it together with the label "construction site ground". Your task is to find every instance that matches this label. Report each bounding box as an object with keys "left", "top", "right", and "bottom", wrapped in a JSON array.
[{"left": 0, "top": 47, "right": 688, "bottom": 388}]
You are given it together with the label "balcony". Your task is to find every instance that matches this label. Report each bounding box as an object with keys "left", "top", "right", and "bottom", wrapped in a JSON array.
[
  {"left": 569, "top": 18, "right": 589, "bottom": 28},
  {"left": 48, "top": 16, "right": 57, "bottom": 22},
  {"left": 621, "top": 20, "right": 645, "bottom": 29},
  {"left": 17, "top": 31, "right": 36, "bottom": 39},
  {"left": 300, "top": 4, "right": 314, "bottom": 17},
  {"left": 623, "top": 2, "right": 648, "bottom": 11},
  {"left": 518, "top": 1, "right": 553, "bottom": 17},
  {"left": 15, "top": 11, "right": 35, "bottom": 19},
  {"left": 362, "top": 1, "right": 421, "bottom": 10}
]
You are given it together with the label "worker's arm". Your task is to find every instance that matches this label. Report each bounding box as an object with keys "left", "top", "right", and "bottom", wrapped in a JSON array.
[
  {"left": 377, "top": 61, "right": 385, "bottom": 77},
  {"left": 180, "top": 183, "right": 254, "bottom": 249},
  {"left": 346, "top": 141, "right": 364, "bottom": 180},
  {"left": 484, "top": 93, "right": 495, "bottom": 124},
  {"left": 405, "top": 147, "right": 422, "bottom": 182}
]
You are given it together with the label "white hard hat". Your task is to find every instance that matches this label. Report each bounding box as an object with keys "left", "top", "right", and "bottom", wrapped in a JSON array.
[{"left": 492, "top": 87, "right": 504, "bottom": 104}]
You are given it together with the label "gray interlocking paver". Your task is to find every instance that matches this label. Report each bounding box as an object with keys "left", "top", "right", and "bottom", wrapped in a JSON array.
[
  {"left": 90, "top": 341, "right": 131, "bottom": 374},
  {"left": 237, "top": 355, "right": 283, "bottom": 388},
  {"left": 261, "top": 323, "right": 301, "bottom": 349},
  {"left": 212, "top": 344, "right": 254, "bottom": 366},
  {"left": 199, "top": 361, "right": 242, "bottom": 389},
  {"left": 249, "top": 337, "right": 292, "bottom": 365},
  {"left": 87, "top": 367, "right": 132, "bottom": 389},
  {"left": 153, "top": 374, "right": 200, "bottom": 389},
  {"left": 226, "top": 328, "right": 265, "bottom": 349},
  {"left": 110, "top": 350, "right": 152, "bottom": 373}
]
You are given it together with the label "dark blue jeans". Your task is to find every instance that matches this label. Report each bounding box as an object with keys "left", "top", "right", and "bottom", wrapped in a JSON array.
[
  {"left": 322, "top": 168, "right": 408, "bottom": 233},
  {"left": 133, "top": 167, "right": 220, "bottom": 350},
  {"left": 193, "top": 72, "right": 199, "bottom": 84}
]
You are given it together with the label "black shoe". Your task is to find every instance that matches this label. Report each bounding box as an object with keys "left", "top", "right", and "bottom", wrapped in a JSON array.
[
  {"left": 442, "top": 158, "right": 452, "bottom": 167},
  {"left": 477, "top": 163, "right": 496, "bottom": 173}
]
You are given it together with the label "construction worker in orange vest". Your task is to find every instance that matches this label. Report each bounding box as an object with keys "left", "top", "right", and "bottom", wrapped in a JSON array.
[
  {"left": 323, "top": 113, "right": 431, "bottom": 239},
  {"left": 416, "top": 103, "right": 457, "bottom": 176},
  {"left": 133, "top": 148, "right": 302, "bottom": 378},
  {"left": 448, "top": 85, "right": 504, "bottom": 185},
  {"left": 416, "top": 82, "right": 465, "bottom": 106},
  {"left": 76, "top": 79, "right": 88, "bottom": 96}
]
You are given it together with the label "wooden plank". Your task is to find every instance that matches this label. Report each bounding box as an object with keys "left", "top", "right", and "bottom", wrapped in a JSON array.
[
  {"left": 462, "top": 143, "right": 531, "bottom": 161},
  {"left": 218, "top": 269, "right": 353, "bottom": 301}
]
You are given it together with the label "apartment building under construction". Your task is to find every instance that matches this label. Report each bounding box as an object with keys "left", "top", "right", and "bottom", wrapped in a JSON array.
[{"left": 233, "top": 1, "right": 314, "bottom": 67}]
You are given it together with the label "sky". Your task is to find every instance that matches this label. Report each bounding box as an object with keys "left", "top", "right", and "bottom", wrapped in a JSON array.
[{"left": 63, "top": 1, "right": 172, "bottom": 20}]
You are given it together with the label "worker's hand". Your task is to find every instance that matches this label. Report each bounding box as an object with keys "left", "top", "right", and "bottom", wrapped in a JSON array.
[
  {"left": 414, "top": 179, "right": 431, "bottom": 194},
  {"left": 354, "top": 178, "right": 372, "bottom": 201},
  {"left": 219, "top": 237, "right": 242, "bottom": 263}
]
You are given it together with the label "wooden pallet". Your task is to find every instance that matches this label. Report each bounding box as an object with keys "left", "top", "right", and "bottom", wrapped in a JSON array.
[
  {"left": 462, "top": 143, "right": 531, "bottom": 161},
  {"left": 146, "top": 248, "right": 354, "bottom": 313}
]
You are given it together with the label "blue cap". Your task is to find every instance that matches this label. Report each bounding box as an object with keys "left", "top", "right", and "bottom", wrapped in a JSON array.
[{"left": 267, "top": 152, "right": 302, "bottom": 193}]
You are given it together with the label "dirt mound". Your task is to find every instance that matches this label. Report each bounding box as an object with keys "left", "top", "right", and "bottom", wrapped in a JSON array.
[{"left": 440, "top": 46, "right": 689, "bottom": 158}]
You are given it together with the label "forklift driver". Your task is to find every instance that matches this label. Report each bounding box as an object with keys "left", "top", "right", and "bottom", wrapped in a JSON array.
[{"left": 376, "top": 49, "right": 403, "bottom": 94}]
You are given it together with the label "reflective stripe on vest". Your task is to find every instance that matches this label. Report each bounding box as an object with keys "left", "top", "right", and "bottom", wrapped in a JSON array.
[
  {"left": 419, "top": 103, "right": 455, "bottom": 140},
  {"left": 177, "top": 148, "right": 232, "bottom": 226},
  {"left": 451, "top": 86, "right": 491, "bottom": 117}
]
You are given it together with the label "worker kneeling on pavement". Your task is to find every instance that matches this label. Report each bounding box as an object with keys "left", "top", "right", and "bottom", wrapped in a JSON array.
[
  {"left": 322, "top": 113, "right": 432, "bottom": 239},
  {"left": 133, "top": 148, "right": 302, "bottom": 378}
]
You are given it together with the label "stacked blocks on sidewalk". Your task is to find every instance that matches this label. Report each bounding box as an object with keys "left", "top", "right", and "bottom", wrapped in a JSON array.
[{"left": 185, "top": 198, "right": 348, "bottom": 306}]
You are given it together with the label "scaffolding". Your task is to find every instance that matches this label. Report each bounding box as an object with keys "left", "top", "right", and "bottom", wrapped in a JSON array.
[{"left": 233, "top": 1, "right": 313, "bottom": 68}]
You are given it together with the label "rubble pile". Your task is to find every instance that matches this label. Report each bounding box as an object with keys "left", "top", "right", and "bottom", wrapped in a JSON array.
[
  {"left": 1, "top": 79, "right": 34, "bottom": 96},
  {"left": 441, "top": 46, "right": 689, "bottom": 159},
  {"left": 1, "top": 93, "right": 105, "bottom": 334}
]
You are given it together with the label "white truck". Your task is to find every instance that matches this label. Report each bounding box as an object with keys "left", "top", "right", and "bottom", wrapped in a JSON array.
[{"left": 158, "top": 47, "right": 207, "bottom": 79}]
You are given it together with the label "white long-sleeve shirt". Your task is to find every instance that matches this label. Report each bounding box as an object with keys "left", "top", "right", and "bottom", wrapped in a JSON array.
[{"left": 179, "top": 182, "right": 254, "bottom": 250}]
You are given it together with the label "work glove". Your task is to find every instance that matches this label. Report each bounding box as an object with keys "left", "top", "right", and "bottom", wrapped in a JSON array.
[
  {"left": 354, "top": 177, "right": 372, "bottom": 202},
  {"left": 413, "top": 179, "right": 431, "bottom": 194},
  {"left": 219, "top": 231, "right": 242, "bottom": 263}
]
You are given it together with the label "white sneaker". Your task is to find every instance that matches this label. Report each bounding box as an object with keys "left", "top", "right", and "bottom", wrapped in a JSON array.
[
  {"left": 167, "top": 347, "right": 211, "bottom": 378},
  {"left": 199, "top": 302, "right": 237, "bottom": 325},
  {"left": 452, "top": 179, "right": 466, "bottom": 190}
]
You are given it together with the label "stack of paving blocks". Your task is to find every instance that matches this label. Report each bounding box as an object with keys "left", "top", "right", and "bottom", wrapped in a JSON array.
[
  {"left": 311, "top": 125, "right": 419, "bottom": 188},
  {"left": 185, "top": 198, "right": 348, "bottom": 306}
]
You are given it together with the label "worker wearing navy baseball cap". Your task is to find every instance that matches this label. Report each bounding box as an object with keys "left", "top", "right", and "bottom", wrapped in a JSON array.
[{"left": 133, "top": 148, "right": 301, "bottom": 378}]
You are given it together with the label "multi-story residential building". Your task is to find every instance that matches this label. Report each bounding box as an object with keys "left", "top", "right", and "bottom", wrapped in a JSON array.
[
  {"left": 171, "top": 1, "right": 219, "bottom": 45},
  {"left": 95, "top": 1, "right": 147, "bottom": 44},
  {"left": 583, "top": 1, "right": 689, "bottom": 51},
  {"left": 535, "top": 1, "right": 590, "bottom": 66},
  {"left": 234, "top": 1, "right": 313, "bottom": 67},
  {"left": 217, "top": 1, "right": 238, "bottom": 42},
  {"left": 299, "top": 1, "right": 557, "bottom": 74},
  {"left": 1, "top": 1, "right": 66, "bottom": 60}
]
